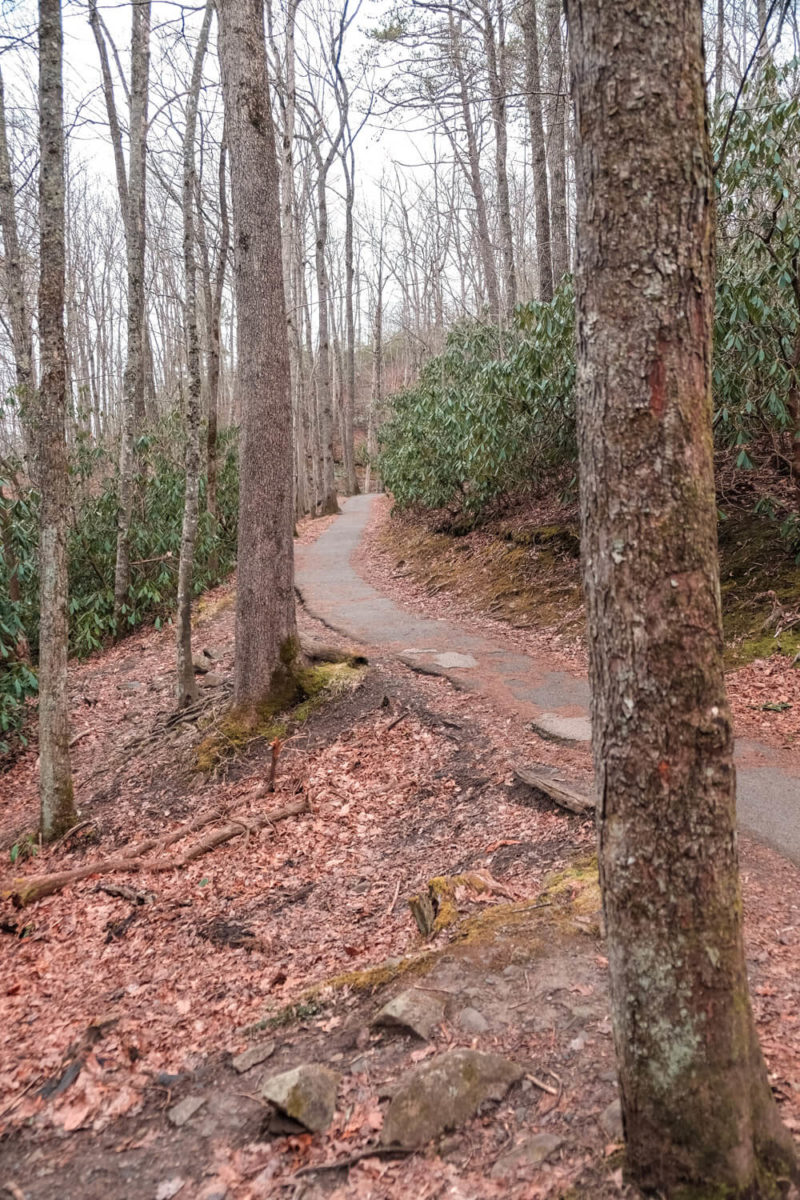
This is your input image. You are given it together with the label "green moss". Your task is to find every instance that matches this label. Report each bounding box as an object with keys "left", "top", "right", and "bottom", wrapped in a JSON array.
[{"left": 195, "top": 660, "right": 365, "bottom": 771}]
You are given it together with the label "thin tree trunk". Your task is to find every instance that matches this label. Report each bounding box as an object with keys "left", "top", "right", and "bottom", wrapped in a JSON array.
[
  {"left": 449, "top": 11, "right": 501, "bottom": 320},
  {"left": 112, "top": 0, "right": 150, "bottom": 632},
  {"left": 37, "top": 0, "right": 76, "bottom": 841},
  {"left": 479, "top": 0, "right": 516, "bottom": 313},
  {"left": 521, "top": 0, "right": 553, "bottom": 302},
  {"left": 0, "top": 66, "right": 36, "bottom": 450},
  {"left": 312, "top": 145, "right": 340, "bottom": 515},
  {"left": 715, "top": 0, "right": 725, "bottom": 100},
  {"left": 176, "top": 0, "right": 212, "bottom": 708},
  {"left": 217, "top": 0, "right": 297, "bottom": 709},
  {"left": 566, "top": 0, "right": 799, "bottom": 1192},
  {"left": 365, "top": 252, "right": 383, "bottom": 495},
  {"left": 544, "top": 0, "right": 569, "bottom": 284},
  {"left": 342, "top": 137, "right": 359, "bottom": 495}
]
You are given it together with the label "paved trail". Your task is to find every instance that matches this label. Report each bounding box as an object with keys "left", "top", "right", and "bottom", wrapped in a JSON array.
[{"left": 296, "top": 494, "right": 800, "bottom": 866}]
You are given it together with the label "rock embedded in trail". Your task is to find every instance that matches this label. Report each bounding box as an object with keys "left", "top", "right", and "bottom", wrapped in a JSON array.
[
  {"left": 261, "top": 1064, "right": 340, "bottom": 1133},
  {"left": 167, "top": 1095, "right": 206, "bottom": 1127},
  {"left": 231, "top": 1040, "right": 276, "bottom": 1073},
  {"left": 372, "top": 988, "right": 446, "bottom": 1041},
  {"left": 457, "top": 1006, "right": 490, "bottom": 1035},
  {"left": 381, "top": 1049, "right": 524, "bottom": 1148},
  {"left": 490, "top": 1132, "right": 564, "bottom": 1178}
]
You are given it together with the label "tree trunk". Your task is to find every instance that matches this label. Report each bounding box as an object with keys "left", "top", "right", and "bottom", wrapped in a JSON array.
[
  {"left": 566, "top": 0, "right": 799, "bottom": 1193},
  {"left": 365, "top": 254, "right": 383, "bottom": 495},
  {"left": 312, "top": 147, "right": 340, "bottom": 515},
  {"left": 217, "top": 0, "right": 297, "bottom": 709},
  {"left": 479, "top": 0, "right": 517, "bottom": 314},
  {"left": 715, "top": 0, "right": 725, "bottom": 100},
  {"left": 342, "top": 138, "right": 359, "bottom": 496},
  {"left": 449, "top": 11, "right": 501, "bottom": 321},
  {"left": 0, "top": 66, "right": 36, "bottom": 453},
  {"left": 37, "top": 0, "right": 76, "bottom": 841},
  {"left": 544, "top": 0, "right": 569, "bottom": 284},
  {"left": 521, "top": 0, "right": 554, "bottom": 302},
  {"left": 175, "top": 0, "right": 212, "bottom": 708},
  {"left": 112, "top": 0, "right": 150, "bottom": 632}
]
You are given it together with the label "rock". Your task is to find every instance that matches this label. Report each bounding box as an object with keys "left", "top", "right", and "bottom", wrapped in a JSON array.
[
  {"left": 530, "top": 713, "right": 592, "bottom": 745},
  {"left": 598, "top": 1097, "right": 623, "bottom": 1141},
  {"left": 373, "top": 989, "right": 446, "bottom": 1041},
  {"left": 457, "top": 1007, "right": 489, "bottom": 1035},
  {"left": 198, "top": 672, "right": 222, "bottom": 688},
  {"left": 433, "top": 652, "right": 478, "bottom": 669},
  {"left": 156, "top": 1179, "right": 185, "bottom": 1200},
  {"left": 193, "top": 656, "right": 210, "bottom": 675},
  {"left": 261, "top": 1064, "right": 340, "bottom": 1133},
  {"left": 231, "top": 1040, "right": 276, "bottom": 1074},
  {"left": 167, "top": 1096, "right": 206, "bottom": 1127},
  {"left": 381, "top": 1049, "right": 523, "bottom": 1149},
  {"left": 490, "top": 1132, "right": 564, "bottom": 1178},
  {"left": 202, "top": 647, "right": 223, "bottom": 661}
]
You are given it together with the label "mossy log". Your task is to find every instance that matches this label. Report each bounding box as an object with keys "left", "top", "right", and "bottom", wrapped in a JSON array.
[{"left": 2, "top": 797, "right": 309, "bottom": 907}]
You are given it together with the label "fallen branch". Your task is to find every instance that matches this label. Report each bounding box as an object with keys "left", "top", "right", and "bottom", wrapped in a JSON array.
[
  {"left": 513, "top": 765, "right": 596, "bottom": 816},
  {"left": 292, "top": 1146, "right": 412, "bottom": 1178},
  {"left": 2, "top": 798, "right": 308, "bottom": 907}
]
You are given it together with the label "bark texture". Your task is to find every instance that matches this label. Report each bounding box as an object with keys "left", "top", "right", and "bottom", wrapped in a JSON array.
[
  {"left": 112, "top": 0, "right": 151, "bottom": 631},
  {"left": 175, "top": 0, "right": 212, "bottom": 707},
  {"left": 37, "top": 0, "right": 76, "bottom": 840},
  {"left": 217, "top": 0, "right": 297, "bottom": 708},
  {"left": 567, "top": 0, "right": 799, "bottom": 1194},
  {"left": 544, "top": 0, "right": 569, "bottom": 284},
  {"left": 521, "top": 0, "right": 553, "bottom": 302},
  {"left": 0, "top": 66, "right": 36, "bottom": 436}
]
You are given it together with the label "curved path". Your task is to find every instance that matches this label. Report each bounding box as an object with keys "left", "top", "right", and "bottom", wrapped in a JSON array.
[{"left": 296, "top": 494, "right": 800, "bottom": 866}]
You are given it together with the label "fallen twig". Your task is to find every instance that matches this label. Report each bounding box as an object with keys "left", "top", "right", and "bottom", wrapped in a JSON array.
[
  {"left": 526, "top": 1072, "right": 558, "bottom": 1096},
  {"left": 387, "top": 710, "right": 408, "bottom": 731},
  {"left": 386, "top": 877, "right": 401, "bottom": 915},
  {"left": 292, "top": 1146, "right": 413, "bottom": 1178},
  {"left": 47, "top": 819, "right": 94, "bottom": 856}
]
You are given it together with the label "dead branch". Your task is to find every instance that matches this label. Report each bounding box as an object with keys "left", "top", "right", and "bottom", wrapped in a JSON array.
[{"left": 4, "top": 798, "right": 309, "bottom": 907}]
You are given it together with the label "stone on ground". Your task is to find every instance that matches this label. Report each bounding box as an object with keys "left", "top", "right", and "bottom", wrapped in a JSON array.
[
  {"left": 490, "top": 1132, "right": 564, "bottom": 1177},
  {"left": 531, "top": 712, "right": 592, "bottom": 744},
  {"left": 231, "top": 1040, "right": 276, "bottom": 1073},
  {"left": 381, "top": 1049, "right": 523, "bottom": 1148},
  {"left": 167, "top": 1095, "right": 206, "bottom": 1127},
  {"left": 372, "top": 988, "right": 446, "bottom": 1041},
  {"left": 598, "top": 1097, "right": 623, "bottom": 1140},
  {"left": 261, "top": 1064, "right": 340, "bottom": 1133},
  {"left": 457, "top": 1006, "right": 489, "bottom": 1034}
]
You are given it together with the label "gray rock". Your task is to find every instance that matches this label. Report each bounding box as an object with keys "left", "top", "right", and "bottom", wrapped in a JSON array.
[
  {"left": 531, "top": 713, "right": 592, "bottom": 744},
  {"left": 192, "top": 656, "right": 210, "bottom": 675},
  {"left": 381, "top": 1049, "right": 523, "bottom": 1149},
  {"left": 457, "top": 1006, "right": 489, "bottom": 1035},
  {"left": 231, "top": 1040, "right": 276, "bottom": 1074},
  {"left": 598, "top": 1097, "right": 623, "bottom": 1141},
  {"left": 490, "top": 1132, "right": 564, "bottom": 1178},
  {"left": 167, "top": 1096, "right": 206, "bottom": 1127},
  {"left": 373, "top": 988, "right": 446, "bottom": 1041},
  {"left": 198, "top": 672, "right": 222, "bottom": 688},
  {"left": 433, "top": 652, "right": 478, "bottom": 669},
  {"left": 261, "top": 1064, "right": 340, "bottom": 1133}
]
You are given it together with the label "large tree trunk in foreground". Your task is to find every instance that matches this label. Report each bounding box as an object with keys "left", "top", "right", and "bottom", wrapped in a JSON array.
[
  {"left": 37, "top": 0, "right": 76, "bottom": 841},
  {"left": 217, "top": 0, "right": 297, "bottom": 708},
  {"left": 567, "top": 0, "right": 799, "bottom": 1193}
]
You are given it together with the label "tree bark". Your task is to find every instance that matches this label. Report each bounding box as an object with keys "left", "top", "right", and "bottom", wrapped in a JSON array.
[
  {"left": 217, "top": 0, "right": 297, "bottom": 709},
  {"left": 312, "top": 139, "right": 340, "bottom": 515},
  {"left": 112, "top": 0, "right": 150, "bottom": 632},
  {"left": 448, "top": 10, "right": 501, "bottom": 320},
  {"left": 566, "top": 0, "right": 799, "bottom": 1193},
  {"left": 544, "top": 0, "right": 569, "bottom": 284},
  {"left": 521, "top": 0, "right": 554, "bottom": 302},
  {"left": 341, "top": 135, "right": 359, "bottom": 495},
  {"left": 37, "top": 0, "right": 76, "bottom": 841},
  {"left": 175, "top": 0, "right": 213, "bottom": 708},
  {"left": 479, "top": 0, "right": 517, "bottom": 313}
]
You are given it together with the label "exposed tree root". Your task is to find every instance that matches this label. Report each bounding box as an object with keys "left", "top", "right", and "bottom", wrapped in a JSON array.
[{"left": 2, "top": 797, "right": 309, "bottom": 907}]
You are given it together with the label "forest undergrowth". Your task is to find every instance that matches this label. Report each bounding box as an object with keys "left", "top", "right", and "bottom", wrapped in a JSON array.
[{"left": 1, "top": 514, "right": 799, "bottom": 1199}]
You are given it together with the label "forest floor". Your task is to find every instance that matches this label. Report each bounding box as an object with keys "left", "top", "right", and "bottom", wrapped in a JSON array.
[{"left": 1, "top": 506, "right": 799, "bottom": 1200}]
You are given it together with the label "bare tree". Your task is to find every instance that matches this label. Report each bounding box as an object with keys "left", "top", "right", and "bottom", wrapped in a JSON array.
[
  {"left": 217, "top": 0, "right": 297, "bottom": 708},
  {"left": 36, "top": 0, "right": 76, "bottom": 839},
  {"left": 175, "top": 0, "right": 213, "bottom": 707},
  {"left": 521, "top": 0, "right": 553, "bottom": 301},
  {"left": 567, "top": 0, "right": 799, "bottom": 1191}
]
